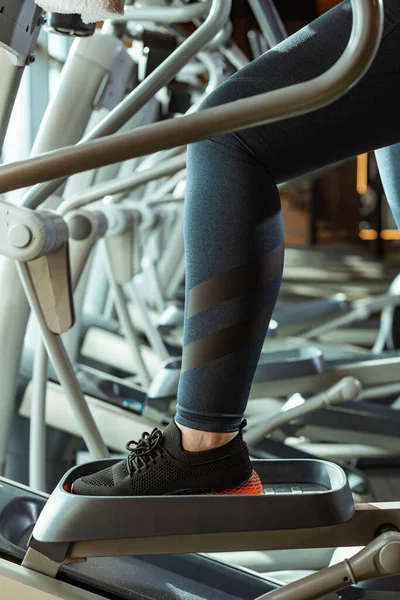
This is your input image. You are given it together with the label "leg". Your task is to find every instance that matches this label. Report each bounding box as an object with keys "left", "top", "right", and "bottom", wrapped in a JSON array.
[
  {"left": 74, "top": 0, "right": 400, "bottom": 496},
  {"left": 176, "top": 0, "right": 400, "bottom": 448}
]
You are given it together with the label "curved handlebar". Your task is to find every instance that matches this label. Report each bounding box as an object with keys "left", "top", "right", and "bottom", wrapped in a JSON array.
[{"left": 1, "top": 0, "right": 383, "bottom": 196}]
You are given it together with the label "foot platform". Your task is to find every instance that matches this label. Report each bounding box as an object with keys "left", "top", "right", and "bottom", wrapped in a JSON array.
[
  {"left": 0, "top": 478, "right": 277, "bottom": 600},
  {"left": 23, "top": 458, "right": 354, "bottom": 575}
]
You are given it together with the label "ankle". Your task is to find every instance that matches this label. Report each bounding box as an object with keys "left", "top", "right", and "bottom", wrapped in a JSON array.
[{"left": 175, "top": 421, "right": 238, "bottom": 452}]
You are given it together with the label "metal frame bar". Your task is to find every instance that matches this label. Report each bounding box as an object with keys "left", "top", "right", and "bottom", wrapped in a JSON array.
[
  {"left": 16, "top": 262, "right": 109, "bottom": 460},
  {"left": 248, "top": 0, "right": 288, "bottom": 48},
  {"left": 58, "top": 153, "right": 187, "bottom": 215},
  {"left": 113, "top": 2, "right": 212, "bottom": 24},
  {"left": 0, "top": 49, "right": 25, "bottom": 153},
  {"left": 58, "top": 503, "right": 400, "bottom": 556},
  {"left": 102, "top": 240, "right": 151, "bottom": 386},
  {"left": 245, "top": 376, "right": 361, "bottom": 445},
  {"left": 27, "top": 34, "right": 50, "bottom": 148}
]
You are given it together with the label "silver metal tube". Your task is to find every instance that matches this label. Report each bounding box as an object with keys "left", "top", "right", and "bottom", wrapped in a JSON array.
[
  {"left": 114, "top": 2, "right": 211, "bottom": 23},
  {"left": 248, "top": 0, "right": 287, "bottom": 48},
  {"left": 303, "top": 307, "right": 369, "bottom": 339},
  {"left": 304, "top": 293, "right": 400, "bottom": 340},
  {"left": 207, "top": 21, "right": 233, "bottom": 49},
  {"left": 58, "top": 154, "right": 187, "bottom": 215},
  {"left": 62, "top": 108, "right": 111, "bottom": 199},
  {"left": 372, "top": 275, "right": 400, "bottom": 353},
  {"left": 245, "top": 377, "right": 361, "bottom": 445},
  {"left": 1, "top": 0, "right": 383, "bottom": 195},
  {"left": 197, "top": 51, "right": 221, "bottom": 95},
  {"left": 136, "top": 146, "right": 186, "bottom": 172},
  {"left": 123, "top": 148, "right": 185, "bottom": 204},
  {"left": 104, "top": 287, "right": 116, "bottom": 321},
  {"left": 373, "top": 310, "right": 392, "bottom": 354},
  {"left": 29, "top": 342, "right": 48, "bottom": 491},
  {"left": 20, "top": 0, "right": 231, "bottom": 209},
  {"left": 83, "top": 247, "right": 109, "bottom": 317},
  {"left": 0, "top": 49, "right": 24, "bottom": 153},
  {"left": 165, "top": 251, "right": 186, "bottom": 300},
  {"left": 143, "top": 169, "right": 186, "bottom": 203},
  {"left": 157, "top": 205, "right": 185, "bottom": 295},
  {"left": 254, "top": 562, "right": 353, "bottom": 600},
  {"left": 248, "top": 30, "right": 264, "bottom": 59},
  {"left": 111, "top": 98, "right": 162, "bottom": 188},
  {"left": 30, "top": 192, "right": 109, "bottom": 487},
  {"left": 16, "top": 263, "right": 109, "bottom": 459},
  {"left": 62, "top": 259, "right": 93, "bottom": 362},
  {"left": 102, "top": 242, "right": 151, "bottom": 387},
  {"left": 360, "top": 382, "right": 400, "bottom": 401},
  {"left": 255, "top": 533, "right": 400, "bottom": 600},
  {"left": 145, "top": 195, "right": 185, "bottom": 206},
  {"left": 220, "top": 43, "right": 250, "bottom": 70},
  {"left": 142, "top": 255, "right": 166, "bottom": 313},
  {"left": 130, "top": 279, "right": 170, "bottom": 363},
  {"left": 0, "top": 260, "right": 30, "bottom": 474}
]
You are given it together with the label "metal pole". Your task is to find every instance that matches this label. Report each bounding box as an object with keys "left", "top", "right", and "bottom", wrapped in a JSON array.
[
  {"left": 248, "top": 0, "right": 287, "bottom": 48},
  {"left": 17, "top": 263, "right": 109, "bottom": 460},
  {"left": 29, "top": 342, "right": 48, "bottom": 491},
  {"left": 102, "top": 242, "right": 151, "bottom": 387},
  {"left": 83, "top": 247, "right": 109, "bottom": 318},
  {"left": 58, "top": 154, "right": 187, "bottom": 215},
  {"left": 130, "top": 279, "right": 170, "bottom": 363},
  {"left": 115, "top": 2, "right": 211, "bottom": 23},
  {"left": 0, "top": 259, "right": 30, "bottom": 475},
  {"left": 0, "top": 48, "right": 24, "bottom": 153}
]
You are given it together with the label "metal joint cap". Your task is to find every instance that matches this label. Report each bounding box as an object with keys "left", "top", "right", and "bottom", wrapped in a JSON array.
[
  {"left": 101, "top": 204, "right": 130, "bottom": 237},
  {"left": 66, "top": 209, "right": 109, "bottom": 241},
  {"left": 129, "top": 202, "right": 155, "bottom": 231}
]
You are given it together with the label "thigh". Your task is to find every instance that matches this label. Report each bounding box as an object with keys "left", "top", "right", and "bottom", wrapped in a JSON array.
[{"left": 204, "top": 0, "right": 400, "bottom": 183}]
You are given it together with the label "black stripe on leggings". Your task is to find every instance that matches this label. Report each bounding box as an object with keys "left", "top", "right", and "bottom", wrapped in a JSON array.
[
  {"left": 182, "top": 299, "right": 277, "bottom": 372},
  {"left": 187, "top": 241, "right": 284, "bottom": 318}
]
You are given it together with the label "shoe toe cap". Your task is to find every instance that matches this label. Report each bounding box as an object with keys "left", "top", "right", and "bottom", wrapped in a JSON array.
[{"left": 72, "top": 466, "right": 115, "bottom": 496}]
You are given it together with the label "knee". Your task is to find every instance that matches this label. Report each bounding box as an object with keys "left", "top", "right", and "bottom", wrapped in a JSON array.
[{"left": 187, "top": 79, "right": 258, "bottom": 168}]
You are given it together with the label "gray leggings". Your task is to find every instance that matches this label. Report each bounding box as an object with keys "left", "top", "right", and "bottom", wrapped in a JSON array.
[{"left": 175, "top": 0, "right": 400, "bottom": 433}]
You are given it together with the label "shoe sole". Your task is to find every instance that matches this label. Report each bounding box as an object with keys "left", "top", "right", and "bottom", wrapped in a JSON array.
[{"left": 207, "top": 470, "right": 263, "bottom": 495}]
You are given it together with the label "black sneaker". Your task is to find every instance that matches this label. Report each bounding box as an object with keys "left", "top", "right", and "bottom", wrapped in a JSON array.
[{"left": 72, "top": 421, "right": 262, "bottom": 496}]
